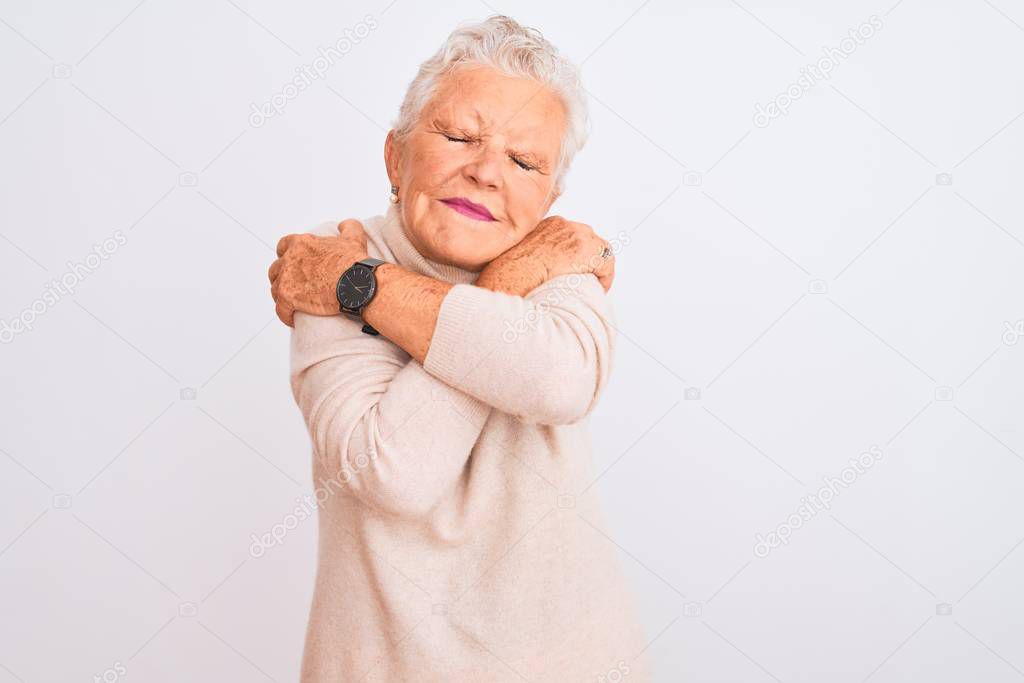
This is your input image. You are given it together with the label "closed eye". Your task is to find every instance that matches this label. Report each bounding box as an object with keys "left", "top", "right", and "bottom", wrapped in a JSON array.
[
  {"left": 511, "top": 156, "right": 536, "bottom": 172},
  {"left": 443, "top": 132, "right": 537, "bottom": 172}
]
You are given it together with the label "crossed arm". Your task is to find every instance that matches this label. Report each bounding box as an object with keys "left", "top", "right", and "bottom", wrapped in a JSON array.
[
  {"left": 356, "top": 256, "right": 546, "bottom": 364},
  {"left": 290, "top": 254, "right": 616, "bottom": 519}
]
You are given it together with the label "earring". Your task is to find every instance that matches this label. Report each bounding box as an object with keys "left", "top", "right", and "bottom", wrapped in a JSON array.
[{"left": 389, "top": 185, "right": 399, "bottom": 204}]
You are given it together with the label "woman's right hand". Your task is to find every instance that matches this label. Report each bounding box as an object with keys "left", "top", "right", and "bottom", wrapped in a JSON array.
[
  {"left": 267, "top": 219, "right": 369, "bottom": 326},
  {"left": 477, "top": 215, "right": 615, "bottom": 295}
]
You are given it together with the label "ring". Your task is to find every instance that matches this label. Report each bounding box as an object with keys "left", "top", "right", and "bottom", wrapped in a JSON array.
[{"left": 599, "top": 247, "right": 612, "bottom": 259}]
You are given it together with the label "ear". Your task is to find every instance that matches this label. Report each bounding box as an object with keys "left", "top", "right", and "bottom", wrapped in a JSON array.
[{"left": 384, "top": 129, "right": 401, "bottom": 187}]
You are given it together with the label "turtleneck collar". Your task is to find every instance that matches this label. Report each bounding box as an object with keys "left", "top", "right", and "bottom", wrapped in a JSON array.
[{"left": 378, "top": 201, "right": 480, "bottom": 286}]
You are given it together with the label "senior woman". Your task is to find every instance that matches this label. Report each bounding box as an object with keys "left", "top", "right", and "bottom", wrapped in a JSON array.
[{"left": 268, "top": 15, "right": 650, "bottom": 682}]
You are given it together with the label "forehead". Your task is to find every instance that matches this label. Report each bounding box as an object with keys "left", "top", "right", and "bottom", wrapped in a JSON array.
[{"left": 426, "top": 66, "right": 566, "bottom": 145}]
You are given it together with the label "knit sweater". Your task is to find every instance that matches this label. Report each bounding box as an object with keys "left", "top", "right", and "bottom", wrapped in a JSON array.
[{"left": 289, "top": 202, "right": 652, "bottom": 682}]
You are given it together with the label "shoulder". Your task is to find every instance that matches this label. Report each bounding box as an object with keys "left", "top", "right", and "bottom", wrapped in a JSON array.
[
  {"left": 302, "top": 214, "right": 390, "bottom": 261},
  {"left": 526, "top": 272, "right": 618, "bottom": 328},
  {"left": 527, "top": 272, "right": 608, "bottom": 305},
  {"left": 304, "top": 220, "right": 342, "bottom": 238}
]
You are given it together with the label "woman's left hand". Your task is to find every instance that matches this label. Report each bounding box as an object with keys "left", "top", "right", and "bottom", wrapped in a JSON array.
[{"left": 268, "top": 219, "right": 368, "bottom": 327}]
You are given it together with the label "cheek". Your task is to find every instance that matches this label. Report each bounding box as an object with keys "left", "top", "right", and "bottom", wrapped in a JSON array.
[
  {"left": 502, "top": 205, "right": 542, "bottom": 243},
  {"left": 414, "top": 149, "right": 458, "bottom": 192},
  {"left": 506, "top": 178, "right": 551, "bottom": 228}
]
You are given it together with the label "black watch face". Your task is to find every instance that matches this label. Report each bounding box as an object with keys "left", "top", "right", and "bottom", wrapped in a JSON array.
[{"left": 337, "top": 265, "right": 376, "bottom": 309}]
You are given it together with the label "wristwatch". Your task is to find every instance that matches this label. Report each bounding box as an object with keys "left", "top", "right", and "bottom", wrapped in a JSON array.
[{"left": 336, "top": 257, "right": 386, "bottom": 336}]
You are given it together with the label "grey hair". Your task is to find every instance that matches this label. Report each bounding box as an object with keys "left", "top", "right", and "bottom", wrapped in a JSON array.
[{"left": 391, "top": 14, "right": 589, "bottom": 197}]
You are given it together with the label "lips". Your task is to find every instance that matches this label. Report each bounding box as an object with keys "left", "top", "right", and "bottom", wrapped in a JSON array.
[{"left": 439, "top": 197, "right": 495, "bottom": 221}]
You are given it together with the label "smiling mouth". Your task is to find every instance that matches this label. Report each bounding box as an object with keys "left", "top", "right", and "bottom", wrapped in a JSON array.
[{"left": 439, "top": 198, "right": 496, "bottom": 221}]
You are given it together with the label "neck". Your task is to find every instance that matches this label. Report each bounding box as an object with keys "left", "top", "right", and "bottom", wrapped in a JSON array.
[{"left": 380, "top": 202, "right": 479, "bottom": 285}]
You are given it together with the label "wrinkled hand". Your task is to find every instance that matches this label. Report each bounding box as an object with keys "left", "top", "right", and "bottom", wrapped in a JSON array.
[
  {"left": 480, "top": 215, "right": 615, "bottom": 294},
  {"left": 267, "top": 219, "right": 369, "bottom": 327}
]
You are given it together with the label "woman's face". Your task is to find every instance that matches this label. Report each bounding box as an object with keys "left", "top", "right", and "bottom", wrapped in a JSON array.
[{"left": 384, "top": 65, "right": 567, "bottom": 272}]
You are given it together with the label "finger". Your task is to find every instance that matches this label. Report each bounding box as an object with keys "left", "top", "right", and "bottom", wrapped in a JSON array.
[
  {"left": 337, "top": 220, "right": 368, "bottom": 248},
  {"left": 598, "top": 258, "right": 615, "bottom": 292},
  {"left": 276, "top": 299, "right": 295, "bottom": 328},
  {"left": 269, "top": 279, "right": 290, "bottom": 320},
  {"left": 276, "top": 234, "right": 295, "bottom": 257},
  {"left": 337, "top": 218, "right": 363, "bottom": 234},
  {"left": 268, "top": 258, "right": 282, "bottom": 284},
  {"left": 588, "top": 235, "right": 610, "bottom": 265},
  {"left": 337, "top": 221, "right": 369, "bottom": 255},
  {"left": 594, "top": 258, "right": 614, "bottom": 291},
  {"left": 592, "top": 238, "right": 614, "bottom": 272}
]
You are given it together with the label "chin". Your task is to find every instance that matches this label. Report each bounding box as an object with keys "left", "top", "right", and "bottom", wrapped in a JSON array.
[
  {"left": 426, "top": 222, "right": 490, "bottom": 257},
  {"left": 434, "top": 243, "right": 490, "bottom": 272}
]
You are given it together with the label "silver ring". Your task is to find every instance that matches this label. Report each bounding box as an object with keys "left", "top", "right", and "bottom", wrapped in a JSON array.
[{"left": 599, "top": 246, "right": 612, "bottom": 259}]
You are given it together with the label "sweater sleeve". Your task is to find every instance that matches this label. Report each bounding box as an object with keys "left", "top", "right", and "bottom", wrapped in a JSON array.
[
  {"left": 422, "top": 272, "right": 617, "bottom": 426},
  {"left": 290, "top": 310, "right": 492, "bottom": 519}
]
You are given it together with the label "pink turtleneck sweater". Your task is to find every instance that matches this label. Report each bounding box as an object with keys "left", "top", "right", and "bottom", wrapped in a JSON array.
[{"left": 289, "top": 203, "right": 652, "bottom": 682}]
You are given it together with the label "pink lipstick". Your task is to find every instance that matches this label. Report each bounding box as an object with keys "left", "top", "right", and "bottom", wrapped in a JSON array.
[{"left": 439, "top": 197, "right": 495, "bottom": 221}]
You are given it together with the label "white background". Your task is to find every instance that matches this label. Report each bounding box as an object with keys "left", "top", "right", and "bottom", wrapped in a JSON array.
[{"left": 1, "top": 1, "right": 1023, "bottom": 681}]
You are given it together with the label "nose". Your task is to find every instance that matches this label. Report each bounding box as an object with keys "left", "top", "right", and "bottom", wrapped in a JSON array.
[{"left": 463, "top": 145, "right": 503, "bottom": 190}]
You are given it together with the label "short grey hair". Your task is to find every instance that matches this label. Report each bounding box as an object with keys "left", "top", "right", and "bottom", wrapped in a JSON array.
[{"left": 391, "top": 14, "right": 589, "bottom": 197}]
